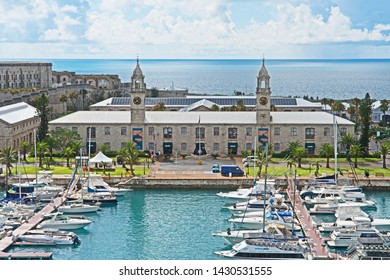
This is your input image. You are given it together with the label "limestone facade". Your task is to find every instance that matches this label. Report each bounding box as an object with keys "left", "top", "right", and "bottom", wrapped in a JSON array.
[
  {"left": 0, "top": 62, "right": 52, "bottom": 89},
  {"left": 52, "top": 71, "right": 121, "bottom": 89}
]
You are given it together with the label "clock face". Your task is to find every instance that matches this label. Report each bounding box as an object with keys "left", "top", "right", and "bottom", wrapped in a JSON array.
[
  {"left": 259, "top": 97, "right": 268, "bottom": 106},
  {"left": 133, "top": 96, "right": 142, "bottom": 105}
]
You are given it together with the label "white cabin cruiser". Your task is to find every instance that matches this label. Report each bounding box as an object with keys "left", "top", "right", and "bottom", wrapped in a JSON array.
[
  {"left": 214, "top": 239, "right": 310, "bottom": 259},
  {"left": 37, "top": 212, "right": 93, "bottom": 230},
  {"left": 216, "top": 180, "right": 275, "bottom": 202},
  {"left": 58, "top": 202, "right": 100, "bottom": 214},
  {"left": 319, "top": 216, "right": 390, "bottom": 233},
  {"left": 16, "top": 229, "right": 80, "bottom": 245},
  {"left": 327, "top": 227, "right": 390, "bottom": 248},
  {"left": 86, "top": 174, "right": 132, "bottom": 196}
]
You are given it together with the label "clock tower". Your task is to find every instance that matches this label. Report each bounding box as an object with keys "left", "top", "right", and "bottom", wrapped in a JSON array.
[
  {"left": 130, "top": 56, "right": 146, "bottom": 125},
  {"left": 256, "top": 58, "right": 271, "bottom": 125}
]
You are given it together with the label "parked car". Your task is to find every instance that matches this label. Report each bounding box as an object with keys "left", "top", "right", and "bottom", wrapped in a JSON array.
[
  {"left": 220, "top": 165, "right": 244, "bottom": 176},
  {"left": 212, "top": 164, "right": 220, "bottom": 173}
]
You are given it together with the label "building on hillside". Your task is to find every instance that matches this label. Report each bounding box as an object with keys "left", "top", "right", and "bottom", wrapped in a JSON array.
[
  {"left": 49, "top": 58, "right": 355, "bottom": 156},
  {"left": 0, "top": 102, "right": 40, "bottom": 149},
  {"left": 372, "top": 100, "right": 390, "bottom": 124},
  {"left": 52, "top": 71, "right": 121, "bottom": 89},
  {"left": 0, "top": 62, "right": 52, "bottom": 89}
]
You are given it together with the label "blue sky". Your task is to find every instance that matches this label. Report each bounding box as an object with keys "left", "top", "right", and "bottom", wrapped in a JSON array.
[{"left": 1, "top": 0, "right": 390, "bottom": 59}]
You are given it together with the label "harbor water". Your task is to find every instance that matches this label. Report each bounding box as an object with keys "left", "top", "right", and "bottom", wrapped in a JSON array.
[{"left": 3, "top": 188, "right": 390, "bottom": 259}]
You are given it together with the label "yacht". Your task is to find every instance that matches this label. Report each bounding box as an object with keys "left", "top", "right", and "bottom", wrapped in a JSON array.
[
  {"left": 216, "top": 180, "right": 275, "bottom": 202},
  {"left": 319, "top": 216, "right": 390, "bottom": 233},
  {"left": 86, "top": 174, "right": 132, "bottom": 196},
  {"left": 37, "top": 212, "right": 93, "bottom": 230},
  {"left": 228, "top": 211, "right": 301, "bottom": 231},
  {"left": 226, "top": 194, "right": 288, "bottom": 215},
  {"left": 346, "top": 244, "right": 390, "bottom": 260},
  {"left": 15, "top": 229, "right": 80, "bottom": 245},
  {"left": 327, "top": 227, "right": 390, "bottom": 248},
  {"left": 58, "top": 201, "right": 100, "bottom": 214},
  {"left": 212, "top": 224, "right": 298, "bottom": 245},
  {"left": 214, "top": 239, "right": 310, "bottom": 259}
]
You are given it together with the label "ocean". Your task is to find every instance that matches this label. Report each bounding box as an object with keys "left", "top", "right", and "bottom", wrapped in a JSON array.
[{"left": 10, "top": 58, "right": 390, "bottom": 100}]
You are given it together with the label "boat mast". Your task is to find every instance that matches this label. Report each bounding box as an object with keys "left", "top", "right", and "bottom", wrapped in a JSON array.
[
  {"left": 87, "top": 127, "right": 91, "bottom": 190},
  {"left": 80, "top": 148, "right": 83, "bottom": 200},
  {"left": 34, "top": 129, "right": 37, "bottom": 184},
  {"left": 18, "top": 151, "right": 21, "bottom": 201},
  {"left": 262, "top": 142, "right": 269, "bottom": 233},
  {"left": 333, "top": 114, "right": 338, "bottom": 185}
]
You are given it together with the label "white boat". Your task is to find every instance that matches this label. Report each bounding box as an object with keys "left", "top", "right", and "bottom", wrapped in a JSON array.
[
  {"left": 335, "top": 204, "right": 370, "bottom": 220},
  {"left": 58, "top": 202, "right": 100, "bottom": 214},
  {"left": 216, "top": 180, "right": 275, "bottom": 202},
  {"left": 228, "top": 211, "right": 301, "bottom": 231},
  {"left": 226, "top": 193, "right": 288, "bottom": 215},
  {"left": 86, "top": 174, "right": 132, "bottom": 196},
  {"left": 213, "top": 224, "right": 298, "bottom": 245},
  {"left": 319, "top": 216, "right": 390, "bottom": 233},
  {"left": 214, "top": 239, "right": 310, "bottom": 259},
  {"left": 15, "top": 229, "right": 80, "bottom": 245},
  {"left": 37, "top": 212, "right": 93, "bottom": 230},
  {"left": 327, "top": 227, "right": 390, "bottom": 248}
]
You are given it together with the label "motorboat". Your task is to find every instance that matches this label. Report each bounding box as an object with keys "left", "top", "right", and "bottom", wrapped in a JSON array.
[
  {"left": 226, "top": 194, "right": 288, "bottom": 215},
  {"left": 15, "top": 229, "right": 80, "bottom": 245},
  {"left": 346, "top": 244, "right": 390, "bottom": 260},
  {"left": 334, "top": 204, "right": 370, "bottom": 220},
  {"left": 214, "top": 239, "right": 310, "bottom": 259},
  {"left": 58, "top": 202, "right": 100, "bottom": 214},
  {"left": 216, "top": 180, "right": 276, "bottom": 202},
  {"left": 37, "top": 212, "right": 93, "bottom": 230},
  {"left": 319, "top": 216, "right": 390, "bottom": 233},
  {"left": 228, "top": 211, "right": 301, "bottom": 231},
  {"left": 300, "top": 181, "right": 362, "bottom": 200},
  {"left": 82, "top": 192, "right": 118, "bottom": 205},
  {"left": 212, "top": 223, "right": 299, "bottom": 245},
  {"left": 86, "top": 174, "right": 132, "bottom": 196},
  {"left": 327, "top": 227, "right": 390, "bottom": 248}
]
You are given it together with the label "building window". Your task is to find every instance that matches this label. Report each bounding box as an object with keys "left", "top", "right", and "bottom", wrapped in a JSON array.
[
  {"left": 274, "top": 127, "right": 280, "bottom": 136},
  {"left": 87, "top": 127, "right": 96, "bottom": 138},
  {"left": 121, "top": 127, "right": 127, "bottom": 135},
  {"left": 324, "top": 127, "right": 330, "bottom": 136},
  {"left": 181, "top": 142, "right": 187, "bottom": 151},
  {"left": 228, "top": 128, "right": 237, "bottom": 139},
  {"left": 246, "top": 127, "right": 253, "bottom": 136},
  {"left": 340, "top": 127, "right": 347, "bottom": 135},
  {"left": 213, "top": 143, "right": 220, "bottom": 151},
  {"left": 274, "top": 143, "right": 281, "bottom": 152},
  {"left": 104, "top": 127, "right": 110, "bottom": 135},
  {"left": 148, "top": 127, "right": 154, "bottom": 136},
  {"left": 181, "top": 127, "right": 187, "bottom": 136},
  {"left": 163, "top": 127, "right": 172, "bottom": 138},
  {"left": 245, "top": 143, "right": 253, "bottom": 151},
  {"left": 305, "top": 128, "right": 315, "bottom": 139},
  {"left": 290, "top": 127, "right": 297, "bottom": 136},
  {"left": 72, "top": 127, "right": 78, "bottom": 133},
  {"left": 213, "top": 127, "right": 219, "bottom": 136},
  {"left": 148, "top": 142, "right": 155, "bottom": 151},
  {"left": 196, "top": 127, "right": 205, "bottom": 139}
]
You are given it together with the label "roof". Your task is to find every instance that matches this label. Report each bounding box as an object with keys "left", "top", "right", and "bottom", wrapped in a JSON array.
[
  {"left": 49, "top": 111, "right": 354, "bottom": 126},
  {"left": 0, "top": 102, "right": 37, "bottom": 124},
  {"left": 179, "top": 99, "right": 218, "bottom": 112},
  {"left": 49, "top": 111, "right": 130, "bottom": 124}
]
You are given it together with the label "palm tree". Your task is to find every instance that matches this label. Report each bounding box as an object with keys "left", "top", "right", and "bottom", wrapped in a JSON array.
[
  {"left": 19, "top": 141, "right": 30, "bottom": 161},
  {"left": 379, "top": 143, "right": 390, "bottom": 169},
  {"left": 292, "top": 146, "right": 306, "bottom": 168},
  {"left": 379, "top": 99, "right": 389, "bottom": 118},
  {"left": 36, "top": 141, "right": 49, "bottom": 167},
  {"left": 287, "top": 141, "right": 302, "bottom": 158},
  {"left": 341, "top": 133, "right": 355, "bottom": 154},
  {"left": 119, "top": 141, "right": 140, "bottom": 176},
  {"left": 320, "top": 143, "right": 334, "bottom": 168},
  {"left": 0, "top": 146, "right": 17, "bottom": 175},
  {"left": 331, "top": 100, "right": 345, "bottom": 116},
  {"left": 62, "top": 147, "right": 75, "bottom": 167},
  {"left": 350, "top": 143, "right": 362, "bottom": 168}
]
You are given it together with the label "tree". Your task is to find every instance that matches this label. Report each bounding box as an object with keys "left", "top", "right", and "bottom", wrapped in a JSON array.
[
  {"left": 320, "top": 143, "right": 334, "bottom": 168},
  {"left": 36, "top": 141, "right": 49, "bottom": 167},
  {"left": 292, "top": 146, "right": 306, "bottom": 168},
  {"left": 236, "top": 100, "right": 246, "bottom": 111},
  {"left": 59, "top": 93, "right": 69, "bottom": 114},
  {"left": 62, "top": 147, "right": 75, "bottom": 167},
  {"left": 350, "top": 143, "right": 362, "bottom": 168},
  {"left": 286, "top": 141, "right": 302, "bottom": 158},
  {"left": 379, "top": 143, "right": 390, "bottom": 169},
  {"left": 380, "top": 99, "right": 389, "bottom": 121},
  {"left": 358, "top": 93, "right": 372, "bottom": 156},
  {"left": 119, "top": 141, "right": 140, "bottom": 176},
  {"left": 32, "top": 93, "right": 51, "bottom": 142},
  {"left": 100, "top": 143, "right": 110, "bottom": 155},
  {"left": 210, "top": 104, "right": 220, "bottom": 111},
  {"left": 19, "top": 141, "right": 30, "bottom": 161},
  {"left": 331, "top": 100, "right": 345, "bottom": 115},
  {"left": 0, "top": 146, "right": 17, "bottom": 176},
  {"left": 152, "top": 102, "right": 166, "bottom": 111},
  {"left": 49, "top": 128, "right": 82, "bottom": 152},
  {"left": 341, "top": 133, "right": 356, "bottom": 154}
]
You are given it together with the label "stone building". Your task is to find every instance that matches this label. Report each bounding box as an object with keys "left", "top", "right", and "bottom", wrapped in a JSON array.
[
  {"left": 0, "top": 102, "right": 40, "bottom": 150},
  {"left": 52, "top": 71, "right": 121, "bottom": 89},
  {"left": 0, "top": 62, "right": 52, "bottom": 89},
  {"left": 49, "top": 59, "right": 355, "bottom": 156}
]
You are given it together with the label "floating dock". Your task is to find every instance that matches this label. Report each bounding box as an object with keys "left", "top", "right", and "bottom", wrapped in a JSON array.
[{"left": 287, "top": 178, "right": 329, "bottom": 259}]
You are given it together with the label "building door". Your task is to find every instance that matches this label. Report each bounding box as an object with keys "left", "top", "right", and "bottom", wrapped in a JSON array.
[
  {"left": 163, "top": 142, "right": 173, "bottom": 155},
  {"left": 305, "top": 143, "right": 315, "bottom": 155},
  {"left": 228, "top": 142, "right": 238, "bottom": 155},
  {"left": 193, "top": 143, "right": 206, "bottom": 155}
]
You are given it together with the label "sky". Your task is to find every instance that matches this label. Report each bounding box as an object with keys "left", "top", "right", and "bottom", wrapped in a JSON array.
[{"left": 1, "top": 0, "right": 390, "bottom": 59}]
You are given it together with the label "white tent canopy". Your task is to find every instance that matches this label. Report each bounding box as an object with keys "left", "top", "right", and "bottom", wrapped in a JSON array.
[{"left": 89, "top": 151, "right": 113, "bottom": 164}]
